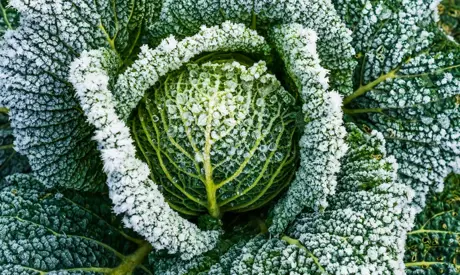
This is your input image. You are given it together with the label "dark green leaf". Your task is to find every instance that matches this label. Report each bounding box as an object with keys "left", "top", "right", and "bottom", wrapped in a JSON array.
[
  {"left": 0, "top": 174, "right": 153, "bottom": 274},
  {"left": 405, "top": 174, "right": 460, "bottom": 275},
  {"left": 0, "top": 112, "right": 30, "bottom": 181}
]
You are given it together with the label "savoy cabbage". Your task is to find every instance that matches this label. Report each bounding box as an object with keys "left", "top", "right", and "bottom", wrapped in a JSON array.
[{"left": 0, "top": 0, "right": 459, "bottom": 274}]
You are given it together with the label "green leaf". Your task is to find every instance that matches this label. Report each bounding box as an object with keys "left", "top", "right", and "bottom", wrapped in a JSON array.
[
  {"left": 0, "top": 0, "right": 161, "bottom": 191},
  {"left": 131, "top": 58, "right": 298, "bottom": 218},
  {"left": 96, "top": 0, "right": 163, "bottom": 62},
  {"left": 152, "top": 225, "right": 301, "bottom": 275},
  {"left": 208, "top": 235, "right": 312, "bottom": 274},
  {"left": 0, "top": 111, "right": 30, "bottom": 181},
  {"left": 279, "top": 123, "right": 414, "bottom": 275},
  {"left": 149, "top": 212, "right": 267, "bottom": 274},
  {"left": 404, "top": 174, "right": 460, "bottom": 275},
  {"left": 335, "top": 0, "right": 460, "bottom": 210},
  {"left": 0, "top": 174, "right": 153, "bottom": 274}
]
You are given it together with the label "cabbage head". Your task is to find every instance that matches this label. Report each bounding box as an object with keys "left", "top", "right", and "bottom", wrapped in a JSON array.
[{"left": 131, "top": 56, "right": 298, "bottom": 218}]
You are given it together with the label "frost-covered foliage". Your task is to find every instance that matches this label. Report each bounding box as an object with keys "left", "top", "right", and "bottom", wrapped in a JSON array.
[
  {"left": 0, "top": 0, "right": 459, "bottom": 273},
  {"left": 266, "top": 23, "right": 347, "bottom": 234},
  {"left": 0, "top": 111, "right": 30, "bottom": 180},
  {"left": 113, "top": 21, "right": 272, "bottom": 121},
  {"left": 0, "top": 1, "right": 29, "bottom": 182},
  {"left": 405, "top": 174, "right": 460, "bottom": 274},
  {"left": 0, "top": 0, "right": 159, "bottom": 190},
  {"left": 284, "top": 124, "right": 415, "bottom": 275},
  {"left": 148, "top": 0, "right": 357, "bottom": 95},
  {"left": 333, "top": 0, "right": 460, "bottom": 211},
  {"left": 0, "top": 173, "right": 154, "bottom": 274}
]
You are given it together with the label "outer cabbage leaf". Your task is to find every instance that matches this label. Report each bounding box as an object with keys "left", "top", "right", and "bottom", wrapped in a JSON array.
[
  {"left": 335, "top": 0, "right": 460, "bottom": 210},
  {"left": 0, "top": 0, "right": 160, "bottom": 191},
  {"left": 151, "top": 234, "right": 309, "bottom": 275},
  {"left": 0, "top": 173, "right": 153, "bottom": 274},
  {"left": 405, "top": 174, "right": 460, "bottom": 274},
  {"left": 281, "top": 123, "right": 415, "bottom": 275},
  {"left": 0, "top": 112, "right": 30, "bottom": 181},
  {"left": 151, "top": 222, "right": 258, "bottom": 275},
  {"left": 266, "top": 23, "right": 347, "bottom": 234},
  {"left": 0, "top": 2, "right": 28, "bottom": 183}
]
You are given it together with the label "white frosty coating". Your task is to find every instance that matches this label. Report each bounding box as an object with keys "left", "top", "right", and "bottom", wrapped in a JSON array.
[
  {"left": 285, "top": 124, "right": 416, "bottom": 275},
  {"left": 334, "top": 0, "right": 460, "bottom": 211},
  {"left": 9, "top": 0, "right": 63, "bottom": 13},
  {"left": 67, "top": 22, "right": 272, "bottom": 259},
  {"left": 149, "top": 0, "right": 357, "bottom": 96},
  {"left": 268, "top": 24, "right": 348, "bottom": 235},
  {"left": 429, "top": 0, "right": 442, "bottom": 23},
  {"left": 113, "top": 21, "right": 271, "bottom": 121},
  {"left": 0, "top": 0, "right": 159, "bottom": 190},
  {"left": 69, "top": 49, "right": 219, "bottom": 260}
]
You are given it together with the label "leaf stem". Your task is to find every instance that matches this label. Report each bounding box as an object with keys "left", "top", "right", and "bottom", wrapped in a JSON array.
[
  {"left": 204, "top": 92, "right": 220, "bottom": 218},
  {"left": 419, "top": 210, "right": 454, "bottom": 230},
  {"left": 281, "top": 235, "right": 329, "bottom": 274},
  {"left": 0, "top": 2, "right": 12, "bottom": 30},
  {"left": 343, "top": 69, "right": 398, "bottom": 105},
  {"left": 0, "top": 144, "right": 14, "bottom": 150},
  {"left": 250, "top": 0, "right": 256, "bottom": 30},
  {"left": 342, "top": 107, "right": 383, "bottom": 114},
  {"left": 99, "top": 22, "right": 117, "bottom": 53},
  {"left": 407, "top": 229, "right": 459, "bottom": 235},
  {"left": 110, "top": 241, "right": 153, "bottom": 275},
  {"left": 251, "top": 11, "right": 257, "bottom": 30},
  {"left": 405, "top": 261, "right": 460, "bottom": 269},
  {"left": 33, "top": 241, "right": 153, "bottom": 274}
]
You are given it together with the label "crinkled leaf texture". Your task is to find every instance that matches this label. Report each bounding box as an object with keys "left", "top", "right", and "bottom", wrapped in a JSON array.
[
  {"left": 333, "top": 0, "right": 460, "bottom": 211},
  {"left": 405, "top": 174, "right": 460, "bottom": 274},
  {"left": 0, "top": 1, "right": 29, "bottom": 181},
  {"left": 0, "top": 173, "right": 154, "bottom": 274},
  {"left": 152, "top": 123, "right": 415, "bottom": 274},
  {"left": 0, "top": 112, "right": 30, "bottom": 181},
  {"left": 265, "top": 23, "right": 347, "bottom": 234},
  {"left": 67, "top": 16, "right": 349, "bottom": 257},
  {"left": 0, "top": 0, "right": 160, "bottom": 191}
]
